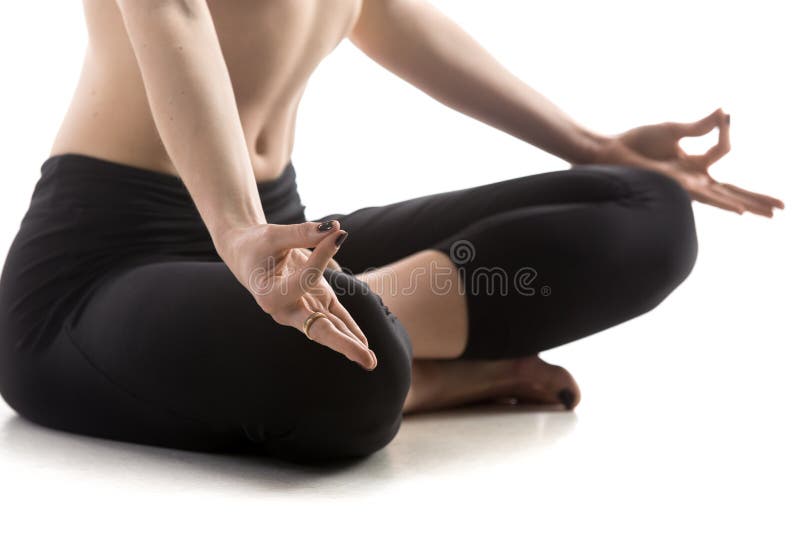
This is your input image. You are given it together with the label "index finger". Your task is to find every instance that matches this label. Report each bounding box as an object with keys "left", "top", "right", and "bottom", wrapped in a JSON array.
[
  {"left": 701, "top": 113, "right": 731, "bottom": 166},
  {"left": 673, "top": 108, "right": 724, "bottom": 137}
]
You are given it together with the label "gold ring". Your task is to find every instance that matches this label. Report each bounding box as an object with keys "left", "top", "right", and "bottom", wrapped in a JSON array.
[{"left": 302, "top": 311, "right": 327, "bottom": 339}]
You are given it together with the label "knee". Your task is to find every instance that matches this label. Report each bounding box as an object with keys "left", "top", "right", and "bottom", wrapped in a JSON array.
[
  {"left": 275, "top": 270, "right": 413, "bottom": 463},
  {"left": 616, "top": 166, "right": 699, "bottom": 311},
  {"left": 639, "top": 168, "right": 698, "bottom": 285}
]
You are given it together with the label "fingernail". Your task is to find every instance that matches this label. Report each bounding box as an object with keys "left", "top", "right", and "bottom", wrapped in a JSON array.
[
  {"left": 558, "top": 388, "right": 576, "bottom": 410},
  {"left": 364, "top": 351, "right": 377, "bottom": 371},
  {"left": 335, "top": 231, "right": 348, "bottom": 247},
  {"left": 726, "top": 114, "right": 731, "bottom": 125},
  {"left": 317, "top": 220, "right": 335, "bottom": 232}
]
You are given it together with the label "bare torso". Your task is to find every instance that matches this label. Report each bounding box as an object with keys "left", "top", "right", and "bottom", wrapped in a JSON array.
[{"left": 51, "top": 0, "right": 363, "bottom": 181}]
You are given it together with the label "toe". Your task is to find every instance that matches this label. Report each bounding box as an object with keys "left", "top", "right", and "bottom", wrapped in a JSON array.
[
  {"left": 542, "top": 360, "right": 581, "bottom": 409},
  {"left": 513, "top": 355, "right": 581, "bottom": 409}
]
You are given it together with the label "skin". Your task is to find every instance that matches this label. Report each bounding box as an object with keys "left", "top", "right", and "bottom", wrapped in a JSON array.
[{"left": 51, "top": 0, "right": 783, "bottom": 414}]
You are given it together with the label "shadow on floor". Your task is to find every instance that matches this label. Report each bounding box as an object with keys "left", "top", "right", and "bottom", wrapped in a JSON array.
[{"left": 0, "top": 402, "right": 577, "bottom": 493}]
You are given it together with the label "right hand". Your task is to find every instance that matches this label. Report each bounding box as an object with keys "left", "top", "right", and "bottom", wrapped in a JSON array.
[{"left": 215, "top": 220, "right": 377, "bottom": 370}]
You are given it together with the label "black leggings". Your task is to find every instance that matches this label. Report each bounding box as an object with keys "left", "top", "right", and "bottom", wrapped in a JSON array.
[{"left": 0, "top": 154, "right": 697, "bottom": 463}]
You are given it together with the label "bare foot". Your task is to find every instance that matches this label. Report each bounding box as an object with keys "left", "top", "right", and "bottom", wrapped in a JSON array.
[
  {"left": 402, "top": 354, "right": 581, "bottom": 414},
  {"left": 503, "top": 354, "right": 581, "bottom": 410}
]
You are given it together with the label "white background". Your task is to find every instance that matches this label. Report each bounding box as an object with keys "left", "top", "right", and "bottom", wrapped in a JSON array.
[{"left": 0, "top": 1, "right": 798, "bottom": 532}]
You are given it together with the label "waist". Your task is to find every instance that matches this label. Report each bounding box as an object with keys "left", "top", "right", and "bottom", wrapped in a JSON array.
[
  {"left": 32, "top": 153, "right": 306, "bottom": 224},
  {"left": 1, "top": 154, "right": 307, "bottom": 350}
]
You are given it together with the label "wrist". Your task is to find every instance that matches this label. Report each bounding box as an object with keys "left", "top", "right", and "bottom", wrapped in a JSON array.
[
  {"left": 587, "top": 134, "right": 643, "bottom": 166},
  {"left": 207, "top": 196, "right": 266, "bottom": 236},
  {"left": 570, "top": 128, "right": 618, "bottom": 165},
  {"left": 209, "top": 216, "right": 267, "bottom": 261},
  {"left": 589, "top": 137, "right": 679, "bottom": 184}
]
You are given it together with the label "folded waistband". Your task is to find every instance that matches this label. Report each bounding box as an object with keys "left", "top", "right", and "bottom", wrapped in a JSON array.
[{"left": 32, "top": 153, "right": 306, "bottom": 224}]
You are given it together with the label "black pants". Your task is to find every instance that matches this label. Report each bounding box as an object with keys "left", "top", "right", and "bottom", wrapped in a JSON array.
[{"left": 0, "top": 154, "right": 697, "bottom": 463}]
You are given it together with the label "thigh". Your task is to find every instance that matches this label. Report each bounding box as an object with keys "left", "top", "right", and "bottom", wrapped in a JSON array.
[
  {"left": 322, "top": 165, "right": 631, "bottom": 273},
  {"left": 323, "top": 164, "right": 697, "bottom": 359},
  {"left": 43, "top": 261, "right": 412, "bottom": 460}
]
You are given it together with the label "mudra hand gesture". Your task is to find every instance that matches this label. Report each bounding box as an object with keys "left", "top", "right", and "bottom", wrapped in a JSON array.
[
  {"left": 217, "top": 220, "right": 377, "bottom": 371},
  {"left": 598, "top": 108, "right": 784, "bottom": 217}
]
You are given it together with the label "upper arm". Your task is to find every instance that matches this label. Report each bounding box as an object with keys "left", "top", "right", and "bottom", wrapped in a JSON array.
[
  {"left": 350, "top": 0, "right": 443, "bottom": 74},
  {"left": 349, "top": 0, "right": 402, "bottom": 51},
  {"left": 115, "top": 0, "right": 203, "bottom": 18},
  {"left": 114, "top": 0, "right": 209, "bottom": 42}
]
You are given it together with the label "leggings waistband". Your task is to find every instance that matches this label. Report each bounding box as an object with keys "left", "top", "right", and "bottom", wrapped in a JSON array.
[{"left": 32, "top": 153, "right": 306, "bottom": 224}]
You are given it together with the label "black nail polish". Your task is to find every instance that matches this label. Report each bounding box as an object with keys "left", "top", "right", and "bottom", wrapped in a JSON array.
[
  {"left": 558, "top": 388, "right": 576, "bottom": 410},
  {"left": 317, "top": 220, "right": 334, "bottom": 232},
  {"left": 335, "top": 232, "right": 348, "bottom": 247},
  {"left": 726, "top": 114, "right": 731, "bottom": 125}
]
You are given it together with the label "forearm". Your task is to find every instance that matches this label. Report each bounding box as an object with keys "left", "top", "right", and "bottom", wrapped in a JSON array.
[
  {"left": 351, "top": 0, "right": 610, "bottom": 164},
  {"left": 116, "top": 0, "right": 265, "bottom": 249}
]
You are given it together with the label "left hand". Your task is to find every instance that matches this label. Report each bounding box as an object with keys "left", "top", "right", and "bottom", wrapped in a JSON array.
[{"left": 596, "top": 108, "right": 784, "bottom": 217}]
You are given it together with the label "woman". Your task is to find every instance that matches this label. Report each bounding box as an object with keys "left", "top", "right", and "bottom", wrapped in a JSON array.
[{"left": 0, "top": 0, "right": 783, "bottom": 463}]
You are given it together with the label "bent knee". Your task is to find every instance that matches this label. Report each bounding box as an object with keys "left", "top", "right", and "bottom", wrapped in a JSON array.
[
  {"left": 636, "top": 225, "right": 698, "bottom": 316},
  {"left": 612, "top": 165, "right": 698, "bottom": 284},
  {"left": 597, "top": 164, "right": 693, "bottom": 213},
  {"left": 639, "top": 170, "right": 698, "bottom": 288},
  {"left": 275, "top": 363, "right": 409, "bottom": 463},
  {"left": 634, "top": 167, "right": 694, "bottom": 220},
  {"left": 274, "top": 270, "right": 412, "bottom": 463},
  {"left": 583, "top": 166, "right": 698, "bottom": 315}
]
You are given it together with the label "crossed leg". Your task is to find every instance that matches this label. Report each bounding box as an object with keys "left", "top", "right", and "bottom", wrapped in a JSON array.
[
  {"left": 325, "top": 164, "right": 698, "bottom": 414},
  {"left": 3, "top": 164, "right": 696, "bottom": 463},
  {"left": 357, "top": 249, "right": 581, "bottom": 413}
]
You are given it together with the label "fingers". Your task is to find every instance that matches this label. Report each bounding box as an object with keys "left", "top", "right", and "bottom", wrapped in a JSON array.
[
  {"left": 297, "top": 232, "right": 372, "bottom": 348},
  {"left": 692, "top": 177, "right": 784, "bottom": 217},
  {"left": 326, "top": 311, "right": 374, "bottom": 364},
  {"left": 722, "top": 183, "right": 785, "bottom": 210},
  {"left": 326, "top": 257, "right": 344, "bottom": 272},
  {"left": 329, "top": 298, "right": 370, "bottom": 348},
  {"left": 701, "top": 111, "right": 731, "bottom": 166},
  {"left": 296, "top": 247, "right": 344, "bottom": 271},
  {"left": 302, "top": 312, "right": 376, "bottom": 370},
  {"left": 303, "top": 230, "right": 347, "bottom": 280},
  {"left": 300, "top": 234, "right": 369, "bottom": 348},
  {"left": 692, "top": 187, "right": 745, "bottom": 214},
  {"left": 266, "top": 219, "right": 341, "bottom": 250},
  {"left": 672, "top": 108, "right": 731, "bottom": 168},
  {"left": 674, "top": 107, "right": 724, "bottom": 137},
  {"left": 713, "top": 184, "right": 775, "bottom": 217},
  {"left": 285, "top": 229, "right": 347, "bottom": 300}
]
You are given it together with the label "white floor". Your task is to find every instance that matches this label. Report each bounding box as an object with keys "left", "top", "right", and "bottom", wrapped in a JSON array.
[{"left": 1, "top": 205, "right": 797, "bottom": 531}]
